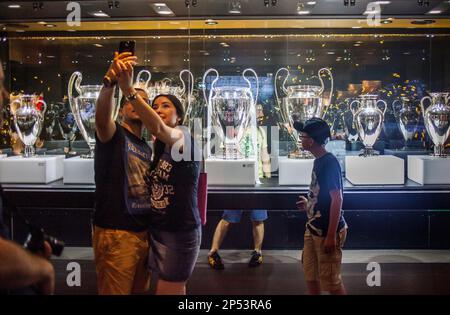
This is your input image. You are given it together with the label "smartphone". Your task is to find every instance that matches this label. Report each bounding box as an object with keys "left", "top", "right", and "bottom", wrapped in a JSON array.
[{"left": 118, "top": 40, "right": 135, "bottom": 55}]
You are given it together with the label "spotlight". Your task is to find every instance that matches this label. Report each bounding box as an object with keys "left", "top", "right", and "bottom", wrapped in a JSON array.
[
  {"left": 185, "top": 0, "right": 198, "bottom": 7},
  {"left": 271, "top": 0, "right": 277, "bottom": 6},
  {"left": 264, "top": 0, "right": 269, "bottom": 7},
  {"left": 344, "top": 0, "right": 349, "bottom": 6},
  {"left": 350, "top": 0, "right": 356, "bottom": 6}
]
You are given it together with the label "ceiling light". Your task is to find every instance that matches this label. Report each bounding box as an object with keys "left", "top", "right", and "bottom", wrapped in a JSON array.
[
  {"left": 67, "top": 29, "right": 76, "bottom": 32},
  {"left": 428, "top": 10, "right": 442, "bottom": 14},
  {"left": 92, "top": 11, "right": 110, "bottom": 17},
  {"left": 374, "top": 1, "right": 391, "bottom": 4},
  {"left": 307, "top": 1, "right": 316, "bottom": 5},
  {"left": 15, "top": 30, "right": 25, "bottom": 33},
  {"left": 8, "top": 4, "right": 21, "bottom": 9},
  {"left": 297, "top": 10, "right": 310, "bottom": 15},
  {"left": 352, "top": 26, "right": 363, "bottom": 29},
  {"left": 327, "top": 51, "right": 335, "bottom": 55},
  {"left": 45, "top": 24, "right": 56, "bottom": 28},
  {"left": 93, "top": 44, "right": 103, "bottom": 47},
  {"left": 363, "top": 9, "right": 380, "bottom": 15},
  {"left": 205, "top": 19, "right": 218, "bottom": 25},
  {"left": 37, "top": 21, "right": 47, "bottom": 25},
  {"left": 380, "top": 19, "right": 393, "bottom": 24},
  {"left": 151, "top": 3, "right": 174, "bottom": 15}
]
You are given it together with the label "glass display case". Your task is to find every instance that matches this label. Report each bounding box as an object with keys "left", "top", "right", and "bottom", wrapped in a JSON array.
[{"left": 0, "top": 0, "right": 450, "bottom": 249}]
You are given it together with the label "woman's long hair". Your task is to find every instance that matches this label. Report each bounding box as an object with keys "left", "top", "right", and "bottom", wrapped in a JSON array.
[{"left": 151, "top": 94, "right": 185, "bottom": 171}]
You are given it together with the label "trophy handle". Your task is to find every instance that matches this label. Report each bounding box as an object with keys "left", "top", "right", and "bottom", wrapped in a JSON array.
[
  {"left": 38, "top": 99, "right": 47, "bottom": 117},
  {"left": 179, "top": 69, "right": 194, "bottom": 98},
  {"left": 162, "top": 78, "right": 172, "bottom": 86},
  {"left": 202, "top": 68, "right": 219, "bottom": 107},
  {"left": 242, "top": 68, "right": 259, "bottom": 108},
  {"left": 377, "top": 100, "right": 387, "bottom": 117},
  {"left": 350, "top": 100, "right": 360, "bottom": 118},
  {"left": 318, "top": 68, "right": 334, "bottom": 108},
  {"left": 135, "top": 70, "right": 152, "bottom": 89},
  {"left": 420, "top": 96, "right": 432, "bottom": 122},
  {"left": 10, "top": 98, "right": 21, "bottom": 116},
  {"left": 392, "top": 99, "right": 402, "bottom": 118},
  {"left": 274, "top": 67, "right": 289, "bottom": 106},
  {"left": 68, "top": 71, "right": 82, "bottom": 101}
]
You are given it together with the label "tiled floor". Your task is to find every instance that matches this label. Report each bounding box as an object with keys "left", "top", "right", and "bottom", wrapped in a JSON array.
[{"left": 54, "top": 248, "right": 450, "bottom": 295}]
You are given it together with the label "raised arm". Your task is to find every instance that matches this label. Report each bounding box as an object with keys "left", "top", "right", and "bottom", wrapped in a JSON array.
[
  {"left": 116, "top": 58, "right": 183, "bottom": 147},
  {"left": 96, "top": 52, "right": 137, "bottom": 143}
]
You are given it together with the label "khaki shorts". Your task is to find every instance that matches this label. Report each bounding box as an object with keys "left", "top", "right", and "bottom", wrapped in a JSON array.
[
  {"left": 302, "top": 228, "right": 347, "bottom": 292},
  {"left": 93, "top": 226, "right": 150, "bottom": 295}
]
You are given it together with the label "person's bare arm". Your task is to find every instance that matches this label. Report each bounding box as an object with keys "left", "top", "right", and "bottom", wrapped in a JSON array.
[
  {"left": 0, "top": 238, "right": 54, "bottom": 294},
  {"left": 324, "top": 189, "right": 343, "bottom": 253},
  {"left": 96, "top": 52, "right": 137, "bottom": 143},
  {"left": 117, "top": 61, "right": 183, "bottom": 147}
]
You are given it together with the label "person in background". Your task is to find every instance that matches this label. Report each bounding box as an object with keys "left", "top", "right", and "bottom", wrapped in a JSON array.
[
  {"left": 115, "top": 56, "right": 201, "bottom": 295},
  {"left": 295, "top": 118, "right": 348, "bottom": 295},
  {"left": 0, "top": 59, "right": 55, "bottom": 295},
  {"left": 208, "top": 104, "right": 271, "bottom": 270},
  {"left": 93, "top": 52, "right": 152, "bottom": 295}
]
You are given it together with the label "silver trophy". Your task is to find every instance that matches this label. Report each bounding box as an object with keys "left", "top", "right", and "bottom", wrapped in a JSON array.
[
  {"left": 420, "top": 92, "right": 450, "bottom": 157},
  {"left": 68, "top": 71, "right": 119, "bottom": 158},
  {"left": 203, "top": 68, "right": 258, "bottom": 159},
  {"left": 392, "top": 97, "right": 421, "bottom": 149},
  {"left": 11, "top": 94, "right": 47, "bottom": 157},
  {"left": 275, "top": 67, "right": 333, "bottom": 158},
  {"left": 135, "top": 69, "right": 194, "bottom": 104},
  {"left": 350, "top": 94, "right": 387, "bottom": 156}
]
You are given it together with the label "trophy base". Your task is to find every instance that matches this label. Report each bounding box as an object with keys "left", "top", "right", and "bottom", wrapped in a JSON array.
[
  {"left": 287, "top": 149, "right": 313, "bottom": 159},
  {"left": 408, "top": 155, "right": 450, "bottom": 185},
  {"left": 278, "top": 157, "right": 314, "bottom": 186},
  {"left": 205, "top": 158, "right": 257, "bottom": 185},
  {"left": 63, "top": 156, "right": 95, "bottom": 184},
  {"left": 0, "top": 155, "right": 64, "bottom": 184},
  {"left": 358, "top": 147, "right": 379, "bottom": 157},
  {"left": 345, "top": 155, "right": 404, "bottom": 185}
]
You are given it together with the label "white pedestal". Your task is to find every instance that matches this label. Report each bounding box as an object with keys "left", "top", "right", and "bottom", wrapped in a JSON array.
[
  {"left": 63, "top": 156, "right": 95, "bottom": 184},
  {"left": 278, "top": 157, "right": 314, "bottom": 186},
  {"left": 205, "top": 158, "right": 257, "bottom": 185},
  {"left": 0, "top": 155, "right": 64, "bottom": 184},
  {"left": 345, "top": 155, "right": 404, "bottom": 185},
  {"left": 408, "top": 155, "right": 450, "bottom": 185}
]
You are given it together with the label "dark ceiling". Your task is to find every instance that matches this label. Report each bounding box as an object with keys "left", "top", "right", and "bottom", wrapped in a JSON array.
[{"left": 0, "top": 0, "right": 449, "bottom": 21}]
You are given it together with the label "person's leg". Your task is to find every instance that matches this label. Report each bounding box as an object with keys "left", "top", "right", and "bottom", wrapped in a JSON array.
[
  {"left": 93, "top": 226, "right": 141, "bottom": 295},
  {"left": 209, "top": 219, "right": 232, "bottom": 254},
  {"left": 250, "top": 210, "right": 267, "bottom": 252},
  {"left": 130, "top": 231, "right": 151, "bottom": 295},
  {"left": 252, "top": 221, "right": 264, "bottom": 252},
  {"left": 302, "top": 230, "right": 321, "bottom": 295}
]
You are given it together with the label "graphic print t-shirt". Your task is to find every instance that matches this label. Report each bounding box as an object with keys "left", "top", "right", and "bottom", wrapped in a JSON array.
[
  {"left": 94, "top": 122, "right": 152, "bottom": 232},
  {"left": 147, "top": 129, "right": 201, "bottom": 232},
  {"left": 306, "top": 152, "right": 346, "bottom": 237}
]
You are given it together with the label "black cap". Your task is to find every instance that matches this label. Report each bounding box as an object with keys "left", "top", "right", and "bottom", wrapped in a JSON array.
[{"left": 293, "top": 118, "right": 331, "bottom": 145}]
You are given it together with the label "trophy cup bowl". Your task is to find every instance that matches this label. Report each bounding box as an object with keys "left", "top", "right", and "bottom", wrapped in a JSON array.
[
  {"left": 203, "top": 68, "right": 258, "bottom": 160},
  {"left": 68, "top": 71, "right": 103, "bottom": 158},
  {"left": 275, "top": 67, "right": 333, "bottom": 159},
  {"left": 421, "top": 92, "right": 450, "bottom": 157},
  {"left": 350, "top": 94, "right": 387, "bottom": 156},
  {"left": 392, "top": 97, "right": 421, "bottom": 147},
  {"left": 11, "top": 94, "right": 47, "bottom": 158}
]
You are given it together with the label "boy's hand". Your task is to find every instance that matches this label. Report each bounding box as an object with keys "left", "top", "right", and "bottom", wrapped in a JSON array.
[
  {"left": 296, "top": 196, "right": 308, "bottom": 211},
  {"left": 324, "top": 234, "right": 337, "bottom": 254}
]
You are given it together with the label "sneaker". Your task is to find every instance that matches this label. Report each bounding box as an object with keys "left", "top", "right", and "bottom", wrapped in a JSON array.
[
  {"left": 248, "top": 250, "right": 263, "bottom": 267},
  {"left": 208, "top": 251, "right": 225, "bottom": 270}
]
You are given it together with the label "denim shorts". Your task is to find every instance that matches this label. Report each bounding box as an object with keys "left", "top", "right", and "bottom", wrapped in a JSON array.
[
  {"left": 222, "top": 210, "right": 268, "bottom": 223},
  {"left": 148, "top": 227, "right": 201, "bottom": 283}
]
